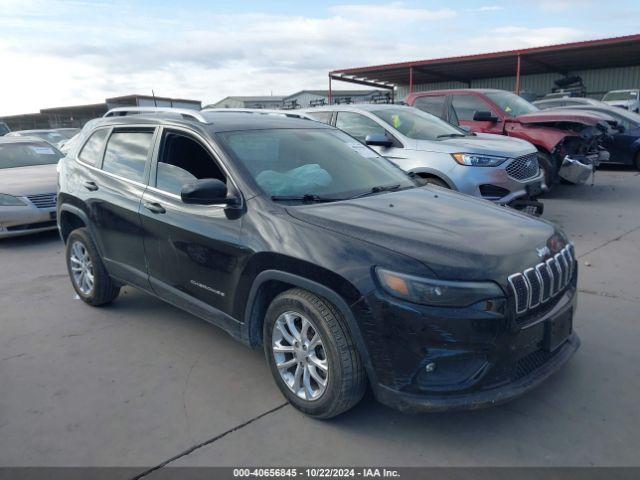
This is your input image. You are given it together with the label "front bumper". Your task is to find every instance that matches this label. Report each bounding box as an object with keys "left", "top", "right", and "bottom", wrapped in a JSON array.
[
  {"left": 354, "top": 270, "right": 579, "bottom": 413},
  {"left": 450, "top": 161, "right": 546, "bottom": 205},
  {"left": 0, "top": 204, "right": 57, "bottom": 238}
]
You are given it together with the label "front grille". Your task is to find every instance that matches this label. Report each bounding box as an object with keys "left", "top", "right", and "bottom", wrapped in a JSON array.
[
  {"left": 479, "top": 184, "right": 510, "bottom": 198},
  {"left": 508, "top": 244, "right": 575, "bottom": 315},
  {"left": 506, "top": 153, "right": 539, "bottom": 180},
  {"left": 515, "top": 348, "right": 559, "bottom": 381},
  {"left": 27, "top": 193, "right": 57, "bottom": 209},
  {"left": 6, "top": 220, "right": 57, "bottom": 232}
]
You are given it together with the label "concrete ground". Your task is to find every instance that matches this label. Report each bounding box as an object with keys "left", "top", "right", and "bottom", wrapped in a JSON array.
[{"left": 1, "top": 168, "right": 639, "bottom": 471}]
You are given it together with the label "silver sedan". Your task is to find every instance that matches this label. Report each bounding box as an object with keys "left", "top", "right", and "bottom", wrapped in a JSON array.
[{"left": 0, "top": 136, "right": 62, "bottom": 238}]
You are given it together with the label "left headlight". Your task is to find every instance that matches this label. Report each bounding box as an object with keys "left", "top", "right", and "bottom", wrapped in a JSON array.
[
  {"left": 0, "top": 194, "right": 28, "bottom": 206},
  {"left": 376, "top": 268, "right": 504, "bottom": 307},
  {"left": 452, "top": 153, "right": 508, "bottom": 167}
]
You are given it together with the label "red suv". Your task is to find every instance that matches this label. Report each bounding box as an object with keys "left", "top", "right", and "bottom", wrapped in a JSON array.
[{"left": 406, "top": 89, "right": 609, "bottom": 188}]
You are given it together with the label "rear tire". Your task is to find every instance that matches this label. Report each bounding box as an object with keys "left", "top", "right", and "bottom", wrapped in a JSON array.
[
  {"left": 65, "top": 228, "right": 120, "bottom": 306},
  {"left": 263, "top": 288, "right": 366, "bottom": 419}
]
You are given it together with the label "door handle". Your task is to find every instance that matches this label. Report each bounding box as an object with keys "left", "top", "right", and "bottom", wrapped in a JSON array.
[
  {"left": 83, "top": 181, "right": 98, "bottom": 191},
  {"left": 143, "top": 201, "right": 166, "bottom": 214}
]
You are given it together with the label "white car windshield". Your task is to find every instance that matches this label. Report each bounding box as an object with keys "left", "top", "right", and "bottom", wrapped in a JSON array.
[
  {"left": 603, "top": 91, "right": 639, "bottom": 101},
  {"left": 0, "top": 142, "right": 63, "bottom": 169}
]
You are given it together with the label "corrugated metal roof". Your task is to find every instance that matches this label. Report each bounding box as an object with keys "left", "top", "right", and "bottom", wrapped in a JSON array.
[{"left": 330, "top": 34, "right": 640, "bottom": 87}]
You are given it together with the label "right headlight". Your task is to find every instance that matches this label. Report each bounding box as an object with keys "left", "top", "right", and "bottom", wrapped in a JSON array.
[
  {"left": 376, "top": 268, "right": 504, "bottom": 307},
  {"left": 0, "top": 194, "right": 28, "bottom": 206},
  {"left": 452, "top": 153, "right": 508, "bottom": 167}
]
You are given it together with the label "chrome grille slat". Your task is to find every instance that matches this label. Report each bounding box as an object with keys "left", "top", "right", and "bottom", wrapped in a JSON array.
[
  {"left": 505, "top": 153, "right": 540, "bottom": 181},
  {"left": 27, "top": 193, "right": 57, "bottom": 209},
  {"left": 508, "top": 244, "right": 574, "bottom": 315}
]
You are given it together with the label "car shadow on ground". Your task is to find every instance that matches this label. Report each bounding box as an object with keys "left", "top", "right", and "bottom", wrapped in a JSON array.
[{"left": 0, "top": 229, "right": 60, "bottom": 249}]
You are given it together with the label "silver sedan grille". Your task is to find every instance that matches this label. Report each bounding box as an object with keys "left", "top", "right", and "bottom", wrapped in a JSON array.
[
  {"left": 506, "top": 153, "right": 539, "bottom": 181},
  {"left": 508, "top": 244, "right": 575, "bottom": 314}
]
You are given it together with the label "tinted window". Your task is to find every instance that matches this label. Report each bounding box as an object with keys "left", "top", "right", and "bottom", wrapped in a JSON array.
[
  {"left": 335, "top": 112, "right": 386, "bottom": 142},
  {"left": 306, "top": 111, "right": 333, "bottom": 124},
  {"left": 372, "top": 107, "right": 467, "bottom": 141},
  {"left": 102, "top": 130, "right": 154, "bottom": 182},
  {"left": 79, "top": 129, "right": 109, "bottom": 166},
  {"left": 156, "top": 132, "right": 225, "bottom": 195},
  {"left": 0, "top": 142, "right": 63, "bottom": 169},
  {"left": 413, "top": 95, "right": 446, "bottom": 118},
  {"left": 451, "top": 95, "right": 494, "bottom": 121},
  {"left": 484, "top": 91, "right": 538, "bottom": 117},
  {"left": 217, "top": 128, "right": 413, "bottom": 199}
]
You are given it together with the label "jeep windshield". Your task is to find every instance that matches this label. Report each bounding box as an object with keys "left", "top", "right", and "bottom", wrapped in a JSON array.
[
  {"left": 485, "top": 91, "right": 539, "bottom": 117},
  {"left": 372, "top": 108, "right": 468, "bottom": 141},
  {"left": 217, "top": 128, "right": 415, "bottom": 201},
  {"left": 0, "top": 142, "right": 63, "bottom": 169}
]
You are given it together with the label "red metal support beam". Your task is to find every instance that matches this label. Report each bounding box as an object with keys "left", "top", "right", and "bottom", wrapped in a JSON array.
[
  {"left": 409, "top": 66, "right": 413, "bottom": 94},
  {"left": 515, "top": 54, "right": 521, "bottom": 95}
]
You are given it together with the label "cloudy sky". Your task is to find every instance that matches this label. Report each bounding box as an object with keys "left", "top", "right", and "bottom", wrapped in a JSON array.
[{"left": 0, "top": 0, "right": 638, "bottom": 115}]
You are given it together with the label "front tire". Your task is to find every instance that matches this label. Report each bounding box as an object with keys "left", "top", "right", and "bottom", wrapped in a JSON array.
[
  {"left": 537, "top": 151, "right": 556, "bottom": 192},
  {"left": 65, "top": 228, "right": 120, "bottom": 306},
  {"left": 263, "top": 288, "right": 366, "bottom": 419}
]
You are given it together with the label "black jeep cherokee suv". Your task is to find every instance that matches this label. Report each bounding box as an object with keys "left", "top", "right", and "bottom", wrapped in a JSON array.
[{"left": 57, "top": 109, "right": 579, "bottom": 418}]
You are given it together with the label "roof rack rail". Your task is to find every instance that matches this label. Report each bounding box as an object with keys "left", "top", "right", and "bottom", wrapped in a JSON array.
[
  {"left": 103, "top": 107, "right": 208, "bottom": 123},
  {"left": 201, "top": 107, "right": 314, "bottom": 120}
]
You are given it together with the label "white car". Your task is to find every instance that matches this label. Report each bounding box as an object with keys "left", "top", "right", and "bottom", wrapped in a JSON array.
[{"left": 602, "top": 89, "right": 640, "bottom": 113}]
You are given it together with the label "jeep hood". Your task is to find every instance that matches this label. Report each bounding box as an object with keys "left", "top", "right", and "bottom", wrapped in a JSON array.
[
  {"left": 286, "top": 187, "right": 560, "bottom": 282},
  {"left": 515, "top": 109, "right": 605, "bottom": 126}
]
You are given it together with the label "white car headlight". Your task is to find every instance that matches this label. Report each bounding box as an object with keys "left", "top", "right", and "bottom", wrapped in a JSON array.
[
  {"left": 0, "top": 194, "right": 28, "bottom": 206},
  {"left": 452, "top": 153, "right": 508, "bottom": 167}
]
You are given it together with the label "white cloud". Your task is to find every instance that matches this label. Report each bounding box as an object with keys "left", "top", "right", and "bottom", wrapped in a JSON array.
[
  {"left": 330, "top": 2, "right": 456, "bottom": 22},
  {"left": 476, "top": 6, "right": 503, "bottom": 12}
]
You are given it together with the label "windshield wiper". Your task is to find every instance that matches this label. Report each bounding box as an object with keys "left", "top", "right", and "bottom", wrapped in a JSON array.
[
  {"left": 348, "top": 184, "right": 404, "bottom": 199},
  {"left": 436, "top": 133, "right": 467, "bottom": 138},
  {"left": 270, "top": 194, "right": 342, "bottom": 203}
]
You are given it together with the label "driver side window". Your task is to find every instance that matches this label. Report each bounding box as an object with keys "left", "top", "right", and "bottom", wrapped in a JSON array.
[
  {"left": 335, "top": 112, "right": 386, "bottom": 143},
  {"left": 451, "top": 95, "right": 495, "bottom": 121},
  {"left": 155, "top": 130, "right": 226, "bottom": 196}
]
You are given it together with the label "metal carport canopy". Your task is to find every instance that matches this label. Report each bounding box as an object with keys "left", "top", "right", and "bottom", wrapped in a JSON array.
[{"left": 328, "top": 34, "right": 640, "bottom": 91}]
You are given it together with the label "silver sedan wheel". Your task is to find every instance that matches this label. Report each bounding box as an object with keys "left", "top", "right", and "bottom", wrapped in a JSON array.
[
  {"left": 69, "top": 241, "right": 94, "bottom": 295},
  {"left": 272, "top": 311, "right": 329, "bottom": 401}
]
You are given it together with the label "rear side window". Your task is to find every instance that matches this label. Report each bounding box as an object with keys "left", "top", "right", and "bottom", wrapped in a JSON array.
[
  {"left": 102, "top": 130, "right": 154, "bottom": 182},
  {"left": 78, "top": 129, "right": 109, "bottom": 166},
  {"left": 413, "top": 95, "right": 446, "bottom": 118},
  {"left": 306, "top": 111, "right": 333, "bottom": 124},
  {"left": 451, "top": 95, "right": 493, "bottom": 121}
]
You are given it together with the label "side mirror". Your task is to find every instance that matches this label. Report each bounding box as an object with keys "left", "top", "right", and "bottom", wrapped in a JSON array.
[
  {"left": 473, "top": 111, "right": 499, "bottom": 122},
  {"left": 181, "top": 179, "right": 229, "bottom": 205},
  {"left": 365, "top": 133, "right": 393, "bottom": 148}
]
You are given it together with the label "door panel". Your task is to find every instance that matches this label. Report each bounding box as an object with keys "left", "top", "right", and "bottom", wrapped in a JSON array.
[{"left": 140, "top": 128, "right": 245, "bottom": 322}]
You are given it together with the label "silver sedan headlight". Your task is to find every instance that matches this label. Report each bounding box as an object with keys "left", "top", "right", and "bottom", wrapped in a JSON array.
[
  {"left": 0, "top": 194, "right": 28, "bottom": 206},
  {"left": 452, "top": 153, "right": 508, "bottom": 167}
]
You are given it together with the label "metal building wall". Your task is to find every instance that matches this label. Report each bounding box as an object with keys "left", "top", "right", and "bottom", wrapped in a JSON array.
[{"left": 396, "top": 66, "right": 640, "bottom": 100}]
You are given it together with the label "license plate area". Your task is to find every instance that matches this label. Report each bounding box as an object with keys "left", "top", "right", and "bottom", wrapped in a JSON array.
[
  {"left": 544, "top": 309, "right": 573, "bottom": 352},
  {"left": 526, "top": 181, "right": 543, "bottom": 197}
]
